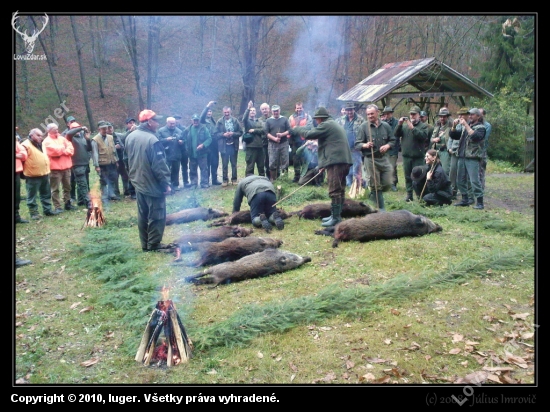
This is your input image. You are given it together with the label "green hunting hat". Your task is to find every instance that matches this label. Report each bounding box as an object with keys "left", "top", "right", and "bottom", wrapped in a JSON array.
[
  {"left": 457, "top": 107, "right": 469, "bottom": 115},
  {"left": 409, "top": 105, "right": 421, "bottom": 114},
  {"left": 411, "top": 165, "right": 427, "bottom": 182},
  {"left": 382, "top": 106, "right": 394, "bottom": 113},
  {"left": 313, "top": 107, "right": 330, "bottom": 118}
]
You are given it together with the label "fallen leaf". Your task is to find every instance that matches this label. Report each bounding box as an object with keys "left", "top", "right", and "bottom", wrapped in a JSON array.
[
  {"left": 449, "top": 348, "right": 461, "bottom": 354},
  {"left": 290, "top": 374, "right": 295, "bottom": 382},
  {"left": 482, "top": 366, "right": 514, "bottom": 372},
  {"left": 521, "top": 332, "right": 534, "bottom": 339},
  {"left": 486, "top": 374, "right": 502, "bottom": 383},
  {"left": 452, "top": 334, "right": 464, "bottom": 343},
  {"left": 365, "top": 357, "right": 386, "bottom": 364},
  {"left": 384, "top": 339, "right": 392, "bottom": 345},
  {"left": 257, "top": 351, "right": 263, "bottom": 359},
  {"left": 79, "top": 306, "right": 94, "bottom": 313},
  {"left": 319, "top": 326, "right": 332, "bottom": 331},
  {"left": 289, "top": 362, "right": 298, "bottom": 372},
  {"left": 391, "top": 308, "right": 400, "bottom": 315},
  {"left": 206, "top": 369, "right": 217, "bottom": 374},
  {"left": 322, "top": 372, "right": 336, "bottom": 382},
  {"left": 424, "top": 355, "right": 432, "bottom": 361},
  {"left": 374, "top": 375, "right": 391, "bottom": 384},
  {"left": 345, "top": 360, "right": 354, "bottom": 370},
  {"left": 105, "top": 332, "right": 115, "bottom": 339},
  {"left": 70, "top": 302, "right": 82, "bottom": 310},
  {"left": 80, "top": 357, "right": 99, "bottom": 367},
  {"left": 360, "top": 373, "right": 376, "bottom": 382},
  {"left": 511, "top": 313, "right": 530, "bottom": 320}
]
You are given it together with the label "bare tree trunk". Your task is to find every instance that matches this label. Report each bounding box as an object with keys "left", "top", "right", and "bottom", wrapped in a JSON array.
[
  {"left": 90, "top": 16, "right": 105, "bottom": 98},
  {"left": 90, "top": 16, "right": 99, "bottom": 68},
  {"left": 70, "top": 15, "right": 95, "bottom": 129},
  {"left": 30, "top": 16, "right": 64, "bottom": 119},
  {"left": 146, "top": 16, "right": 161, "bottom": 107},
  {"left": 238, "top": 15, "right": 263, "bottom": 113},
  {"left": 121, "top": 16, "right": 145, "bottom": 110},
  {"left": 48, "top": 15, "right": 58, "bottom": 66},
  {"left": 193, "top": 16, "right": 207, "bottom": 96}
]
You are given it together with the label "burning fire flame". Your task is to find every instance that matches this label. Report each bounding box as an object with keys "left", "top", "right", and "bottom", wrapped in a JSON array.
[{"left": 161, "top": 285, "right": 170, "bottom": 301}]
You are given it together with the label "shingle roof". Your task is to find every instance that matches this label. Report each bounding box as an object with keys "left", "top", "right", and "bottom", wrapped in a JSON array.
[{"left": 337, "top": 57, "right": 493, "bottom": 105}]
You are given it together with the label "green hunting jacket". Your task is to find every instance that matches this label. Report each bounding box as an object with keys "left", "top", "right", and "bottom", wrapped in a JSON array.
[{"left": 293, "top": 117, "right": 352, "bottom": 169}]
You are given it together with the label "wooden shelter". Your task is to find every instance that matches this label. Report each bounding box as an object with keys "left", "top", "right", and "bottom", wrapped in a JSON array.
[{"left": 337, "top": 57, "right": 493, "bottom": 118}]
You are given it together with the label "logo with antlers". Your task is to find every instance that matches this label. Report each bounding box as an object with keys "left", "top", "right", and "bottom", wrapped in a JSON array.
[{"left": 12, "top": 11, "right": 49, "bottom": 55}]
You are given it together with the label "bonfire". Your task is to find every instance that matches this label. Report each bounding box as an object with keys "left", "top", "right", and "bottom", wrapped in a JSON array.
[
  {"left": 82, "top": 187, "right": 105, "bottom": 228},
  {"left": 135, "top": 287, "right": 193, "bottom": 367}
]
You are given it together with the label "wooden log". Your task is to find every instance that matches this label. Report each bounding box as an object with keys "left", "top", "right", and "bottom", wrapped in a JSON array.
[
  {"left": 170, "top": 309, "right": 189, "bottom": 364},
  {"left": 135, "top": 309, "right": 156, "bottom": 362}
]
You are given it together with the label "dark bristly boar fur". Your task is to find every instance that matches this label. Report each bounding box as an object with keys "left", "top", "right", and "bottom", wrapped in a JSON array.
[
  {"left": 186, "top": 236, "right": 284, "bottom": 267},
  {"left": 208, "top": 209, "right": 293, "bottom": 227},
  {"left": 295, "top": 199, "right": 377, "bottom": 220},
  {"left": 184, "top": 249, "right": 312, "bottom": 286},
  {"left": 168, "top": 225, "right": 254, "bottom": 253},
  {"left": 315, "top": 209, "right": 442, "bottom": 247},
  {"left": 166, "top": 207, "right": 228, "bottom": 225}
]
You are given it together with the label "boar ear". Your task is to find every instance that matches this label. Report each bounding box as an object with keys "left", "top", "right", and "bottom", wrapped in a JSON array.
[{"left": 414, "top": 217, "right": 424, "bottom": 227}]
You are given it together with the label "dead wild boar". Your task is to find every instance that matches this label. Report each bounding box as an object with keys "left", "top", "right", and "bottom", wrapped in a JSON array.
[
  {"left": 184, "top": 249, "right": 312, "bottom": 286},
  {"left": 166, "top": 207, "right": 228, "bottom": 226},
  {"left": 296, "top": 199, "right": 377, "bottom": 220},
  {"left": 186, "top": 236, "right": 284, "bottom": 267},
  {"left": 315, "top": 209, "right": 442, "bottom": 247},
  {"left": 167, "top": 226, "right": 254, "bottom": 254},
  {"left": 208, "top": 209, "right": 293, "bottom": 227}
]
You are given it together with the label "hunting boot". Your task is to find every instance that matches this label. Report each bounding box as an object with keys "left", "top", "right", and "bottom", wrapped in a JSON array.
[
  {"left": 454, "top": 194, "right": 470, "bottom": 207},
  {"left": 16, "top": 257, "right": 32, "bottom": 268},
  {"left": 368, "top": 190, "right": 378, "bottom": 208},
  {"left": 473, "top": 197, "right": 484, "bottom": 210},
  {"left": 269, "top": 210, "right": 285, "bottom": 230},
  {"left": 376, "top": 192, "right": 386, "bottom": 212},
  {"left": 451, "top": 188, "right": 458, "bottom": 200},
  {"left": 259, "top": 213, "right": 272, "bottom": 233},
  {"left": 251, "top": 215, "right": 263, "bottom": 228},
  {"left": 321, "top": 198, "right": 342, "bottom": 227},
  {"left": 270, "top": 170, "right": 277, "bottom": 182},
  {"left": 65, "top": 200, "right": 77, "bottom": 211},
  {"left": 405, "top": 191, "right": 414, "bottom": 202}
]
